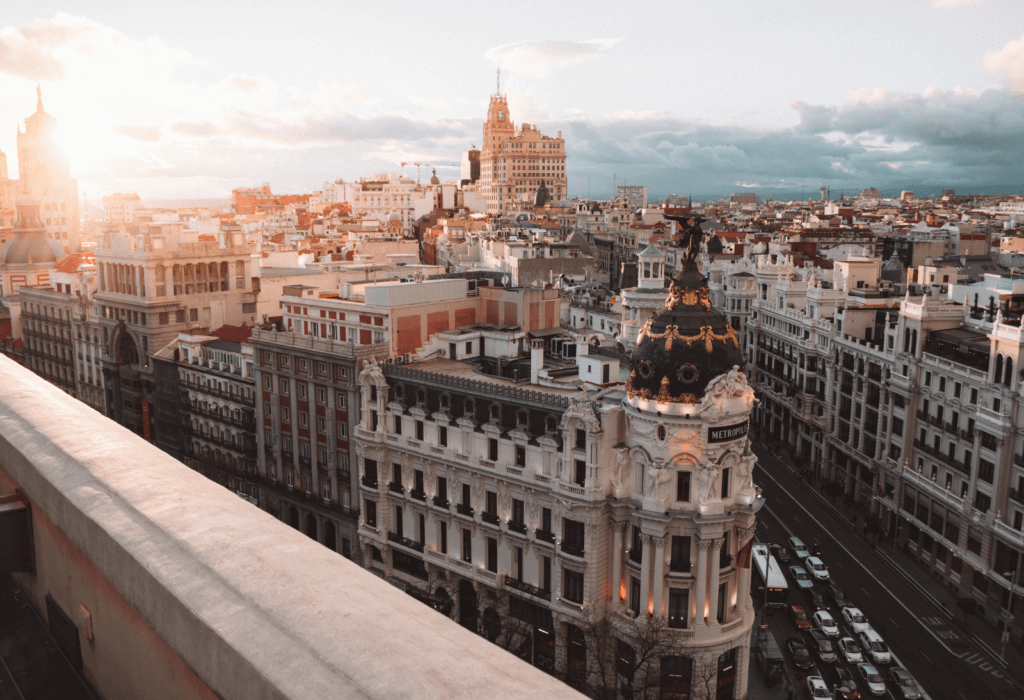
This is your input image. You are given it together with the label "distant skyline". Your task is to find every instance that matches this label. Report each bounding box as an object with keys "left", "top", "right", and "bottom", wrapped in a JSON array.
[{"left": 1, "top": 1, "right": 1023, "bottom": 202}]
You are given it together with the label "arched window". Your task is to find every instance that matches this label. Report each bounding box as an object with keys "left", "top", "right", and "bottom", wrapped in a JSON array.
[
  {"left": 910, "top": 329, "right": 917, "bottom": 355},
  {"left": 517, "top": 410, "right": 528, "bottom": 426},
  {"left": 657, "top": 426, "right": 666, "bottom": 441},
  {"left": 440, "top": 394, "right": 449, "bottom": 409},
  {"left": 490, "top": 405, "right": 500, "bottom": 420},
  {"left": 465, "top": 399, "right": 474, "bottom": 414},
  {"left": 546, "top": 416, "right": 557, "bottom": 433},
  {"left": 417, "top": 389, "right": 426, "bottom": 404},
  {"left": 1005, "top": 357, "right": 1014, "bottom": 387},
  {"left": 995, "top": 354, "right": 1004, "bottom": 383}
]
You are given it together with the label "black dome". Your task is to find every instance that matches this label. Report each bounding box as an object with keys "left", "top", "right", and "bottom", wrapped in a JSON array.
[{"left": 627, "top": 263, "right": 744, "bottom": 404}]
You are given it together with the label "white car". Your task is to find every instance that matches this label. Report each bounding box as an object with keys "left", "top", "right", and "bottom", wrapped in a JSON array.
[
  {"left": 805, "top": 556, "right": 830, "bottom": 581},
  {"left": 812, "top": 610, "right": 840, "bottom": 637},
  {"left": 837, "top": 636, "right": 863, "bottom": 664},
  {"left": 858, "top": 628, "right": 891, "bottom": 665},
  {"left": 790, "top": 565, "right": 815, "bottom": 589},
  {"left": 842, "top": 607, "right": 870, "bottom": 633},
  {"left": 805, "top": 675, "right": 830, "bottom": 700},
  {"left": 789, "top": 536, "right": 811, "bottom": 560},
  {"left": 856, "top": 663, "right": 887, "bottom": 697}
]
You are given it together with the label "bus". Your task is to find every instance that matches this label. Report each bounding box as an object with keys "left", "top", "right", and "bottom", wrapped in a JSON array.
[{"left": 752, "top": 544, "right": 788, "bottom": 609}]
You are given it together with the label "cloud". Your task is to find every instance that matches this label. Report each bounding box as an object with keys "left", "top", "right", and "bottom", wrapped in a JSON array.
[
  {"left": 112, "top": 124, "right": 162, "bottom": 142},
  {"left": 985, "top": 33, "right": 1024, "bottom": 92},
  {"left": 931, "top": 0, "right": 982, "bottom": 6},
  {"left": 485, "top": 39, "right": 621, "bottom": 77}
]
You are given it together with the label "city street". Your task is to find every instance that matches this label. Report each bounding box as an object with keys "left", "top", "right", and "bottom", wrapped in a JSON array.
[{"left": 750, "top": 439, "right": 1024, "bottom": 700}]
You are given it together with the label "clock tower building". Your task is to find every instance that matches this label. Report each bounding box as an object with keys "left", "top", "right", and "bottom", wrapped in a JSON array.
[{"left": 478, "top": 84, "right": 567, "bottom": 215}]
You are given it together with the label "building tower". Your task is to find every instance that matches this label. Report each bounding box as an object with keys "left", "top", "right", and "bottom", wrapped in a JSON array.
[
  {"left": 620, "top": 258, "right": 761, "bottom": 698},
  {"left": 618, "top": 244, "right": 668, "bottom": 353},
  {"left": 16, "top": 86, "right": 81, "bottom": 254},
  {"left": 0, "top": 193, "right": 64, "bottom": 296}
]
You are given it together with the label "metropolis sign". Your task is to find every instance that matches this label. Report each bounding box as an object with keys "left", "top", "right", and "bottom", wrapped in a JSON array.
[{"left": 707, "top": 421, "right": 749, "bottom": 444}]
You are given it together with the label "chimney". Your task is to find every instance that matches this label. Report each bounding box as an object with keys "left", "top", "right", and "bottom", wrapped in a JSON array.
[{"left": 530, "top": 339, "right": 544, "bottom": 385}]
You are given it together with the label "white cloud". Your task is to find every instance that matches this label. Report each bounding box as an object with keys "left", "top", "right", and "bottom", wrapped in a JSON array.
[
  {"left": 985, "top": 32, "right": 1024, "bottom": 92},
  {"left": 485, "top": 39, "right": 621, "bottom": 78}
]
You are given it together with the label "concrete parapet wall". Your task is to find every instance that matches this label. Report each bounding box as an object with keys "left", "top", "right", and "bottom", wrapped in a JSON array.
[{"left": 0, "top": 355, "right": 581, "bottom": 700}]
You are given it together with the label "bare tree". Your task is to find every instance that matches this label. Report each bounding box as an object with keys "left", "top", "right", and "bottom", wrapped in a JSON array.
[{"left": 692, "top": 653, "right": 719, "bottom": 700}]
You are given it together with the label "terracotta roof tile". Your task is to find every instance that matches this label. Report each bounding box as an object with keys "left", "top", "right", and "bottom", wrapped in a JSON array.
[{"left": 210, "top": 325, "right": 252, "bottom": 344}]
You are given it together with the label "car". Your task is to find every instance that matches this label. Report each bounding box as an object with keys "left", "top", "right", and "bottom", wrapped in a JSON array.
[
  {"left": 813, "top": 610, "right": 840, "bottom": 637},
  {"left": 841, "top": 607, "right": 870, "bottom": 634},
  {"left": 787, "top": 637, "right": 814, "bottom": 670},
  {"left": 856, "top": 663, "right": 886, "bottom": 697},
  {"left": 889, "top": 667, "right": 923, "bottom": 700},
  {"left": 826, "top": 666, "right": 861, "bottom": 700},
  {"left": 789, "top": 536, "right": 811, "bottom": 560},
  {"left": 790, "top": 565, "right": 815, "bottom": 589},
  {"left": 789, "top": 604, "right": 813, "bottom": 630},
  {"left": 771, "top": 542, "right": 791, "bottom": 564},
  {"left": 806, "top": 629, "right": 838, "bottom": 664},
  {"left": 836, "top": 637, "right": 863, "bottom": 664},
  {"left": 805, "top": 675, "right": 830, "bottom": 699},
  {"left": 804, "top": 589, "right": 830, "bottom": 613},
  {"left": 806, "top": 556, "right": 830, "bottom": 581},
  {"left": 828, "top": 584, "right": 854, "bottom": 609},
  {"left": 858, "top": 629, "right": 891, "bottom": 665}
]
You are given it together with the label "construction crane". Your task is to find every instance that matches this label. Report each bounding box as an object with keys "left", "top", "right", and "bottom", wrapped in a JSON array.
[{"left": 400, "top": 162, "right": 460, "bottom": 186}]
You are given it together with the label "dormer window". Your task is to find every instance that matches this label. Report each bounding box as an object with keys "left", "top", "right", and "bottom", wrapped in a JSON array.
[
  {"left": 517, "top": 410, "right": 528, "bottom": 426},
  {"left": 490, "top": 405, "right": 501, "bottom": 420},
  {"left": 417, "top": 389, "right": 426, "bottom": 404},
  {"left": 546, "top": 416, "right": 557, "bottom": 433},
  {"left": 394, "top": 385, "right": 404, "bottom": 399},
  {"left": 440, "top": 394, "right": 449, "bottom": 409},
  {"left": 465, "top": 399, "right": 475, "bottom": 414}
]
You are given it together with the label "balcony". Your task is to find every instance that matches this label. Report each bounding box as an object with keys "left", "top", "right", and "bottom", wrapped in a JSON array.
[
  {"left": 299, "top": 456, "right": 311, "bottom": 469},
  {"left": 507, "top": 520, "right": 527, "bottom": 535},
  {"left": 1015, "top": 454, "right": 1024, "bottom": 467},
  {"left": 0, "top": 355, "right": 575, "bottom": 700},
  {"left": 1010, "top": 489, "right": 1024, "bottom": 507},
  {"left": 388, "top": 481, "right": 404, "bottom": 494},
  {"left": 561, "top": 541, "right": 585, "bottom": 558},
  {"left": 387, "top": 531, "right": 425, "bottom": 553},
  {"left": 944, "top": 422, "right": 958, "bottom": 434},
  {"left": 432, "top": 496, "right": 450, "bottom": 509},
  {"left": 361, "top": 475, "right": 378, "bottom": 489},
  {"left": 504, "top": 575, "right": 551, "bottom": 601},
  {"left": 481, "top": 511, "right": 500, "bottom": 526},
  {"left": 961, "top": 430, "right": 976, "bottom": 442},
  {"left": 410, "top": 488, "right": 426, "bottom": 502},
  {"left": 535, "top": 529, "right": 555, "bottom": 544},
  {"left": 628, "top": 547, "right": 642, "bottom": 564},
  {"left": 456, "top": 503, "right": 474, "bottom": 518}
]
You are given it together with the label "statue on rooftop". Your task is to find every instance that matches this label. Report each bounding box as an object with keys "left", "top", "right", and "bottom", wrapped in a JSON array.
[{"left": 665, "top": 213, "right": 705, "bottom": 264}]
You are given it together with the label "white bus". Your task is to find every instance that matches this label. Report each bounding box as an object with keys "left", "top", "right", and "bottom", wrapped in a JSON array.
[{"left": 752, "top": 543, "right": 788, "bottom": 608}]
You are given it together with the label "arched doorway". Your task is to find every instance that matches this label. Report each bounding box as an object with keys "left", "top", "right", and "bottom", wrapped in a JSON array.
[
  {"left": 305, "top": 514, "right": 318, "bottom": 541},
  {"left": 433, "top": 587, "right": 452, "bottom": 618},
  {"left": 287, "top": 506, "right": 299, "bottom": 529},
  {"left": 324, "top": 521, "right": 337, "bottom": 551},
  {"left": 482, "top": 607, "right": 501, "bottom": 642},
  {"left": 114, "top": 329, "right": 140, "bottom": 366},
  {"left": 458, "top": 580, "right": 477, "bottom": 631}
]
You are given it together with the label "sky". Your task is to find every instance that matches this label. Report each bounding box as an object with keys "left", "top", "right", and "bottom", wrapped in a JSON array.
[{"left": 1, "top": 0, "right": 1023, "bottom": 202}]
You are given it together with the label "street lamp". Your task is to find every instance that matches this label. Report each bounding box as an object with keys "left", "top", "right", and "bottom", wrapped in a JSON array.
[{"left": 1002, "top": 556, "right": 1021, "bottom": 660}]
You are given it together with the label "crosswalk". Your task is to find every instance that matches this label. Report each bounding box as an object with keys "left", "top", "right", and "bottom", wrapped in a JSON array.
[{"left": 918, "top": 616, "right": 1008, "bottom": 679}]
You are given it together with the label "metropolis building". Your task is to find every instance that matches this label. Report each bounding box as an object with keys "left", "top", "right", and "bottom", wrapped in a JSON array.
[{"left": 354, "top": 257, "right": 761, "bottom": 698}]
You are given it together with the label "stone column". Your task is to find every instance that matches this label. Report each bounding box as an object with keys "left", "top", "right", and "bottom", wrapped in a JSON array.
[
  {"left": 695, "top": 538, "right": 711, "bottom": 626},
  {"left": 736, "top": 527, "right": 755, "bottom": 611},
  {"left": 612, "top": 521, "right": 627, "bottom": 609},
  {"left": 652, "top": 536, "right": 666, "bottom": 618},
  {"left": 734, "top": 642, "right": 749, "bottom": 700},
  {"left": 708, "top": 538, "right": 723, "bottom": 626},
  {"left": 639, "top": 533, "right": 653, "bottom": 615}
]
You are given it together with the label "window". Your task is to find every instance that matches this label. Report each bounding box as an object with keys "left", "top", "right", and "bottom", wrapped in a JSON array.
[
  {"left": 365, "top": 500, "right": 377, "bottom": 527},
  {"left": 279, "top": 378, "right": 290, "bottom": 396},
  {"left": 298, "top": 384, "right": 307, "bottom": 400},
  {"left": 515, "top": 445, "right": 526, "bottom": 467},
  {"left": 317, "top": 387, "right": 326, "bottom": 404},
  {"left": 281, "top": 406, "right": 291, "bottom": 423},
  {"left": 974, "top": 491, "right": 991, "bottom": 513},
  {"left": 979, "top": 460, "right": 995, "bottom": 484},
  {"left": 263, "top": 375, "right": 272, "bottom": 391},
  {"left": 299, "top": 411, "right": 309, "bottom": 428},
  {"left": 439, "top": 523, "right": 448, "bottom": 554},
  {"left": 630, "top": 576, "right": 641, "bottom": 614},
  {"left": 574, "top": 460, "right": 586, "bottom": 487},
  {"left": 487, "top": 537, "right": 498, "bottom": 573},
  {"left": 721, "top": 468, "right": 730, "bottom": 499},
  {"left": 575, "top": 429, "right": 586, "bottom": 449},
  {"left": 541, "top": 507, "right": 552, "bottom": 534},
  {"left": 488, "top": 438, "right": 498, "bottom": 461},
  {"left": 415, "top": 420, "right": 424, "bottom": 441},
  {"left": 393, "top": 415, "right": 402, "bottom": 435},
  {"left": 337, "top": 422, "right": 348, "bottom": 438},
  {"left": 490, "top": 405, "right": 500, "bottom": 420},
  {"left": 564, "top": 519, "right": 585, "bottom": 555},
  {"left": 668, "top": 588, "right": 689, "bottom": 628},
  {"left": 462, "top": 529, "right": 472, "bottom": 563},
  {"left": 541, "top": 556, "right": 551, "bottom": 592},
  {"left": 563, "top": 569, "right": 584, "bottom": 604},
  {"left": 670, "top": 536, "right": 691, "bottom": 572},
  {"left": 335, "top": 392, "right": 346, "bottom": 409},
  {"left": 677, "top": 472, "right": 691, "bottom": 501},
  {"left": 317, "top": 416, "right": 327, "bottom": 433}
]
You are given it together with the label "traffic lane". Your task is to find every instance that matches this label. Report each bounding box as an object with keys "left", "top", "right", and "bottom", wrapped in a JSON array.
[{"left": 754, "top": 462, "right": 1012, "bottom": 700}]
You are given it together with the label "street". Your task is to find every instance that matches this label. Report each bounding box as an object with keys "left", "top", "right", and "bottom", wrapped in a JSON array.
[{"left": 750, "top": 439, "right": 1024, "bottom": 700}]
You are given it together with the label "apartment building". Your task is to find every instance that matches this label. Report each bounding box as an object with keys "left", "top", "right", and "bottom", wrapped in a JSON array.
[{"left": 353, "top": 262, "right": 761, "bottom": 698}]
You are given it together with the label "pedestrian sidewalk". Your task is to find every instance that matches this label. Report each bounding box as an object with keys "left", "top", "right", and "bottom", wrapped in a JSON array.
[
  {"left": 746, "top": 627, "right": 797, "bottom": 700},
  {"left": 753, "top": 440, "right": 1024, "bottom": 691}
]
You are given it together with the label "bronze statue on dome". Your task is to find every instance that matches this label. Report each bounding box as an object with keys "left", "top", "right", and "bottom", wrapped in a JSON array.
[{"left": 665, "top": 213, "right": 705, "bottom": 264}]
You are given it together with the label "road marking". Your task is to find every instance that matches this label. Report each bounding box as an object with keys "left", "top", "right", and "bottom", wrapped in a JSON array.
[
  {"left": 759, "top": 467, "right": 1008, "bottom": 690},
  {"left": 921, "top": 651, "right": 932, "bottom": 663}
]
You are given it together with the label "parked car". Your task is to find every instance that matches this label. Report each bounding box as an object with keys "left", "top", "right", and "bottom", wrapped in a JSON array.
[
  {"left": 805, "top": 675, "right": 831, "bottom": 699},
  {"left": 789, "top": 536, "right": 811, "bottom": 560},
  {"left": 888, "top": 667, "right": 923, "bottom": 700},
  {"left": 856, "top": 663, "right": 887, "bottom": 697},
  {"left": 806, "top": 556, "right": 830, "bottom": 581},
  {"left": 790, "top": 565, "right": 815, "bottom": 589},
  {"left": 826, "top": 666, "right": 860, "bottom": 700},
  {"left": 771, "top": 542, "right": 791, "bottom": 565},
  {"left": 806, "top": 629, "right": 838, "bottom": 664},
  {"left": 837, "top": 637, "right": 863, "bottom": 664},
  {"left": 841, "top": 607, "right": 870, "bottom": 634},
  {"left": 787, "top": 637, "right": 815, "bottom": 670},
  {"left": 813, "top": 610, "right": 840, "bottom": 638},
  {"left": 804, "top": 588, "right": 830, "bottom": 613},
  {"left": 858, "top": 629, "right": 891, "bottom": 665},
  {"left": 789, "top": 604, "right": 812, "bottom": 630},
  {"left": 828, "top": 583, "right": 854, "bottom": 609}
]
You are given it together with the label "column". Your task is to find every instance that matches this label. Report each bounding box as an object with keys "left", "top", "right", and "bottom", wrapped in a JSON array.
[
  {"left": 612, "top": 521, "right": 627, "bottom": 609},
  {"left": 707, "top": 538, "right": 723, "bottom": 626},
  {"left": 736, "top": 527, "right": 755, "bottom": 611},
  {"left": 695, "top": 538, "right": 710, "bottom": 626},
  {"left": 639, "top": 533, "right": 653, "bottom": 615},
  {"left": 734, "top": 643, "right": 749, "bottom": 700},
  {"left": 652, "top": 536, "right": 666, "bottom": 618}
]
